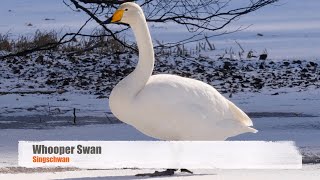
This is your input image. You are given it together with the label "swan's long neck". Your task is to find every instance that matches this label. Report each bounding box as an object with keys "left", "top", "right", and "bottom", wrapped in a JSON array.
[
  {"left": 122, "top": 14, "right": 154, "bottom": 97},
  {"left": 131, "top": 16, "right": 154, "bottom": 85}
]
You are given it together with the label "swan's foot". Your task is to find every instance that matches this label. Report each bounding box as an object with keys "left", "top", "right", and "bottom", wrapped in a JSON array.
[
  {"left": 135, "top": 169, "right": 193, "bottom": 177},
  {"left": 181, "top": 168, "right": 193, "bottom": 174},
  {"left": 135, "top": 169, "right": 176, "bottom": 177}
]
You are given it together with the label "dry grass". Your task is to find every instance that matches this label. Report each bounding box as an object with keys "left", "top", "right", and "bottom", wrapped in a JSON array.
[
  {"left": 1, "top": 28, "right": 205, "bottom": 57},
  {"left": 14, "top": 30, "right": 58, "bottom": 52},
  {"left": 0, "top": 33, "right": 12, "bottom": 51},
  {"left": 13, "top": 36, "right": 32, "bottom": 51},
  {"left": 1, "top": 28, "right": 267, "bottom": 60},
  {"left": 1, "top": 30, "right": 58, "bottom": 54},
  {"left": 60, "top": 29, "right": 127, "bottom": 55},
  {"left": 33, "top": 30, "right": 58, "bottom": 47}
]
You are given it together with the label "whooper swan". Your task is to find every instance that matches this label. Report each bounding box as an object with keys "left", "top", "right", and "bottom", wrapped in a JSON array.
[{"left": 105, "top": 2, "right": 257, "bottom": 142}]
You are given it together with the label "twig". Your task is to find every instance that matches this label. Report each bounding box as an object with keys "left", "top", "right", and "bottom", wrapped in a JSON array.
[
  {"left": 104, "top": 112, "right": 113, "bottom": 124},
  {"left": 73, "top": 108, "right": 77, "bottom": 124},
  {"left": 235, "top": 40, "right": 244, "bottom": 53},
  {"left": 204, "top": 35, "right": 215, "bottom": 51}
]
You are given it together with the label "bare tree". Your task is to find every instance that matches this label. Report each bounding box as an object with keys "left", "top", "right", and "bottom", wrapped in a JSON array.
[{"left": 0, "top": 0, "right": 278, "bottom": 59}]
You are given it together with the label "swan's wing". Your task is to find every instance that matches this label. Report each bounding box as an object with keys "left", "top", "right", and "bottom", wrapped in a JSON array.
[
  {"left": 134, "top": 74, "right": 257, "bottom": 139},
  {"left": 137, "top": 75, "right": 229, "bottom": 122},
  {"left": 134, "top": 77, "right": 230, "bottom": 140},
  {"left": 143, "top": 75, "right": 254, "bottom": 127}
]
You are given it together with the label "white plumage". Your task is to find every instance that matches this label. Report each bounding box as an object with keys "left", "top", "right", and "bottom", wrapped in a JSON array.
[{"left": 108, "top": 2, "right": 257, "bottom": 141}]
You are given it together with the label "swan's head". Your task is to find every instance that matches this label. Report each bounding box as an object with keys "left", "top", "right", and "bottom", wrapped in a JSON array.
[{"left": 103, "top": 2, "right": 143, "bottom": 25}]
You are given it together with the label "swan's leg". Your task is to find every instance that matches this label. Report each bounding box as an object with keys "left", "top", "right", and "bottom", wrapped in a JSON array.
[{"left": 135, "top": 169, "right": 176, "bottom": 177}]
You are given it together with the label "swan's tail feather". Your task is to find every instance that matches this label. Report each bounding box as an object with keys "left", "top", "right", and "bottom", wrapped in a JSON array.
[
  {"left": 228, "top": 101, "right": 253, "bottom": 126},
  {"left": 247, "top": 127, "right": 258, "bottom": 133}
]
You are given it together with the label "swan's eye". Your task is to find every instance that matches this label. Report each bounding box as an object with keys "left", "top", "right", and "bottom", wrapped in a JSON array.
[{"left": 125, "top": 8, "right": 128, "bottom": 11}]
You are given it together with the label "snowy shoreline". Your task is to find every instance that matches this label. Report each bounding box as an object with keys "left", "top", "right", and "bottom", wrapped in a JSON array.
[{"left": 1, "top": 53, "right": 319, "bottom": 96}]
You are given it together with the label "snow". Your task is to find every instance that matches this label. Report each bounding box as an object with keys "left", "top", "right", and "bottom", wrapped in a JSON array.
[
  {"left": 143, "top": 0, "right": 320, "bottom": 60},
  {"left": 1, "top": 166, "right": 320, "bottom": 180},
  {"left": 201, "top": 0, "right": 320, "bottom": 60},
  {"left": 0, "top": 0, "right": 93, "bottom": 36},
  {"left": 232, "top": 88, "right": 320, "bottom": 117}
]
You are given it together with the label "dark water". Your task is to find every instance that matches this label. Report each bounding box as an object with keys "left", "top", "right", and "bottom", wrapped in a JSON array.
[
  {"left": 0, "top": 115, "right": 121, "bottom": 129},
  {"left": 247, "top": 112, "right": 317, "bottom": 118}
]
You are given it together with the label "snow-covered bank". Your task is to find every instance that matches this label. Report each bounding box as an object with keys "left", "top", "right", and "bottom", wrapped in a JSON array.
[{"left": 1, "top": 54, "right": 319, "bottom": 113}]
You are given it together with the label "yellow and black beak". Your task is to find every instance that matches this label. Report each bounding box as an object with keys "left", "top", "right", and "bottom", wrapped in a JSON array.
[{"left": 103, "top": 9, "right": 125, "bottom": 24}]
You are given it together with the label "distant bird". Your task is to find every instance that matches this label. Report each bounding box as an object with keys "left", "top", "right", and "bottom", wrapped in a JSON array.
[{"left": 105, "top": 2, "right": 257, "bottom": 176}]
